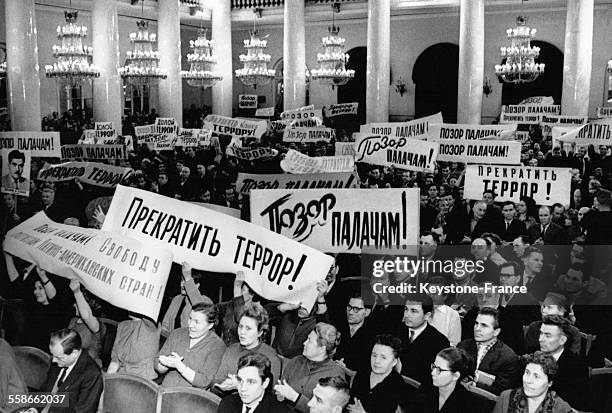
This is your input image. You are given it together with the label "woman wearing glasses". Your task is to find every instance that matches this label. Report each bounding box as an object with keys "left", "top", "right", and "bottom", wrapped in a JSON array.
[
  {"left": 426, "top": 347, "right": 473, "bottom": 413},
  {"left": 347, "top": 334, "right": 407, "bottom": 413}
]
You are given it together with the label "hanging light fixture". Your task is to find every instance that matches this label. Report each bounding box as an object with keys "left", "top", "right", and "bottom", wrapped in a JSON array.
[
  {"left": 119, "top": 0, "right": 167, "bottom": 86},
  {"left": 180, "top": 25, "right": 223, "bottom": 88},
  {"left": 311, "top": 3, "right": 355, "bottom": 88},
  {"left": 235, "top": 9, "right": 275, "bottom": 89},
  {"left": 495, "top": 1, "right": 544, "bottom": 84},
  {"left": 44, "top": 0, "right": 100, "bottom": 86}
]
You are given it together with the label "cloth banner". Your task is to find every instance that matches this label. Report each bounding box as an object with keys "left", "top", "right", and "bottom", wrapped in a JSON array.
[
  {"left": 280, "top": 108, "right": 323, "bottom": 122},
  {"left": 103, "top": 186, "right": 334, "bottom": 311},
  {"left": 1, "top": 148, "right": 31, "bottom": 197},
  {"left": 555, "top": 123, "right": 612, "bottom": 146},
  {"left": 500, "top": 105, "right": 561, "bottom": 124},
  {"left": 289, "top": 117, "right": 324, "bottom": 128},
  {"left": 354, "top": 133, "right": 439, "bottom": 173},
  {"left": 236, "top": 172, "right": 357, "bottom": 195},
  {"left": 324, "top": 103, "right": 358, "bottom": 118},
  {"left": 255, "top": 107, "right": 275, "bottom": 117},
  {"left": 427, "top": 123, "right": 517, "bottom": 141},
  {"left": 436, "top": 140, "right": 521, "bottom": 164},
  {"left": 280, "top": 149, "right": 355, "bottom": 174},
  {"left": 94, "top": 122, "right": 117, "bottom": 140},
  {"left": 464, "top": 165, "right": 571, "bottom": 206},
  {"left": 519, "top": 96, "right": 554, "bottom": 105},
  {"left": 203, "top": 114, "right": 267, "bottom": 141},
  {"left": 239, "top": 94, "right": 258, "bottom": 109},
  {"left": 3, "top": 212, "right": 173, "bottom": 320},
  {"left": 271, "top": 121, "right": 290, "bottom": 133},
  {"left": 250, "top": 188, "right": 420, "bottom": 253},
  {"left": 359, "top": 113, "right": 443, "bottom": 140},
  {"left": 335, "top": 142, "right": 356, "bottom": 157},
  {"left": 61, "top": 144, "right": 127, "bottom": 161},
  {"left": 596, "top": 107, "right": 612, "bottom": 119},
  {"left": 38, "top": 162, "right": 133, "bottom": 188},
  {"left": 226, "top": 146, "right": 278, "bottom": 161},
  {"left": 283, "top": 127, "right": 335, "bottom": 143},
  {"left": 0, "top": 132, "right": 61, "bottom": 158}
]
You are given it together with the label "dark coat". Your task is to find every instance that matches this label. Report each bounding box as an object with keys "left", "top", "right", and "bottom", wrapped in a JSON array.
[
  {"left": 423, "top": 383, "right": 472, "bottom": 413},
  {"left": 500, "top": 219, "right": 528, "bottom": 243},
  {"left": 551, "top": 349, "right": 589, "bottom": 411},
  {"left": 334, "top": 320, "right": 376, "bottom": 373},
  {"left": 397, "top": 324, "right": 450, "bottom": 388},
  {"left": 527, "top": 222, "right": 567, "bottom": 245},
  {"left": 217, "top": 392, "right": 291, "bottom": 413}
]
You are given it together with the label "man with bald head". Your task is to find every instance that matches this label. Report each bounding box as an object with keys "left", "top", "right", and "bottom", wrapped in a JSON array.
[{"left": 528, "top": 206, "right": 567, "bottom": 245}]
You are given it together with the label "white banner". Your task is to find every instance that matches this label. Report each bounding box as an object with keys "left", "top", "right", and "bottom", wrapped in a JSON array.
[
  {"left": 500, "top": 105, "right": 561, "bottom": 124},
  {"left": 236, "top": 172, "right": 357, "bottom": 195},
  {"left": 226, "top": 146, "right": 279, "bottom": 161},
  {"left": 250, "top": 188, "right": 419, "bottom": 253},
  {"left": 464, "top": 165, "right": 571, "bottom": 206},
  {"left": 283, "top": 127, "right": 335, "bottom": 143},
  {"left": 360, "top": 113, "right": 443, "bottom": 140},
  {"left": 255, "top": 107, "right": 275, "bottom": 117},
  {"left": 1, "top": 148, "right": 31, "bottom": 197},
  {"left": 354, "top": 133, "right": 439, "bottom": 172},
  {"left": 437, "top": 140, "right": 522, "bottom": 164},
  {"left": 539, "top": 115, "right": 588, "bottom": 128},
  {"left": 280, "top": 149, "right": 355, "bottom": 174},
  {"left": 154, "top": 118, "right": 179, "bottom": 135},
  {"left": 239, "top": 94, "right": 258, "bottom": 109},
  {"left": 555, "top": 123, "right": 612, "bottom": 145},
  {"left": 37, "top": 162, "right": 133, "bottom": 188},
  {"left": 3, "top": 212, "right": 172, "bottom": 320},
  {"left": 427, "top": 123, "right": 517, "bottom": 141},
  {"left": 335, "top": 142, "right": 356, "bottom": 157},
  {"left": 61, "top": 144, "right": 127, "bottom": 160},
  {"left": 0, "top": 132, "right": 61, "bottom": 158},
  {"left": 203, "top": 114, "right": 268, "bottom": 141},
  {"left": 289, "top": 117, "right": 324, "bottom": 128},
  {"left": 324, "top": 103, "right": 358, "bottom": 118},
  {"left": 519, "top": 96, "right": 554, "bottom": 105},
  {"left": 596, "top": 107, "right": 612, "bottom": 119},
  {"left": 176, "top": 128, "right": 207, "bottom": 147},
  {"left": 280, "top": 108, "right": 323, "bottom": 122},
  {"left": 94, "top": 122, "right": 117, "bottom": 140},
  {"left": 103, "top": 186, "right": 334, "bottom": 311}
]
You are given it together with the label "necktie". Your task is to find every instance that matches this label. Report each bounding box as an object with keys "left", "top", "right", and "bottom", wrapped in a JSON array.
[
  {"left": 52, "top": 368, "right": 67, "bottom": 393},
  {"left": 541, "top": 225, "right": 546, "bottom": 237},
  {"left": 409, "top": 330, "right": 415, "bottom": 343},
  {"left": 244, "top": 407, "right": 252, "bottom": 413},
  {"left": 526, "top": 276, "right": 534, "bottom": 287},
  {"left": 175, "top": 299, "right": 187, "bottom": 329},
  {"left": 506, "top": 221, "right": 509, "bottom": 230}
]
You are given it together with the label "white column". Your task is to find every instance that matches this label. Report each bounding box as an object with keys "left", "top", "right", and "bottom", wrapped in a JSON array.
[
  {"left": 561, "top": 0, "right": 593, "bottom": 117},
  {"left": 92, "top": 0, "right": 122, "bottom": 131},
  {"left": 5, "top": 0, "right": 41, "bottom": 131},
  {"left": 366, "top": 0, "right": 390, "bottom": 123},
  {"left": 158, "top": 0, "right": 183, "bottom": 124},
  {"left": 457, "top": 0, "right": 484, "bottom": 124},
  {"left": 211, "top": 1, "right": 233, "bottom": 117},
  {"left": 283, "top": 0, "right": 306, "bottom": 111}
]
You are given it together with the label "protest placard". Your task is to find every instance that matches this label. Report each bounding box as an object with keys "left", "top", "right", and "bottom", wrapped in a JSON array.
[
  {"left": 154, "top": 118, "right": 179, "bottom": 135},
  {"left": 437, "top": 140, "right": 521, "bottom": 164},
  {"left": 236, "top": 172, "right": 357, "bottom": 195},
  {"left": 596, "top": 107, "right": 612, "bottom": 119},
  {"left": 250, "top": 188, "right": 419, "bottom": 253},
  {"left": 500, "top": 105, "right": 561, "bottom": 124},
  {"left": 280, "top": 107, "right": 323, "bottom": 122},
  {"left": 427, "top": 123, "right": 517, "bottom": 141},
  {"left": 271, "top": 120, "right": 289, "bottom": 134},
  {"left": 335, "top": 142, "right": 356, "bottom": 157},
  {"left": 103, "top": 186, "right": 334, "bottom": 311},
  {"left": 0, "top": 132, "right": 61, "bottom": 158},
  {"left": 280, "top": 149, "right": 355, "bottom": 174},
  {"left": 519, "top": 96, "right": 554, "bottom": 105},
  {"left": 539, "top": 115, "right": 588, "bottom": 128},
  {"left": 94, "top": 122, "right": 117, "bottom": 140},
  {"left": 203, "top": 114, "right": 268, "bottom": 141},
  {"left": 354, "top": 132, "right": 439, "bottom": 172},
  {"left": 3, "top": 212, "right": 172, "bottom": 320},
  {"left": 239, "top": 94, "right": 258, "bottom": 109},
  {"left": 324, "top": 102, "right": 358, "bottom": 118},
  {"left": 289, "top": 117, "right": 324, "bottom": 128},
  {"left": 283, "top": 127, "right": 335, "bottom": 143},
  {"left": 463, "top": 165, "right": 571, "bottom": 205},
  {"left": 555, "top": 123, "right": 612, "bottom": 146},
  {"left": 174, "top": 129, "right": 200, "bottom": 147},
  {"left": 226, "top": 146, "right": 279, "bottom": 161},
  {"left": 37, "top": 162, "right": 133, "bottom": 188},
  {"left": 61, "top": 144, "right": 127, "bottom": 161},
  {"left": 255, "top": 107, "right": 275, "bottom": 117},
  {"left": 1, "top": 148, "right": 31, "bottom": 197},
  {"left": 360, "top": 113, "right": 443, "bottom": 140}
]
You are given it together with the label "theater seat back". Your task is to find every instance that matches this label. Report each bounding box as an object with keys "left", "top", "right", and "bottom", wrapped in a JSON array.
[
  {"left": 102, "top": 373, "right": 159, "bottom": 413},
  {"left": 13, "top": 346, "right": 51, "bottom": 391},
  {"left": 160, "top": 386, "right": 220, "bottom": 413}
]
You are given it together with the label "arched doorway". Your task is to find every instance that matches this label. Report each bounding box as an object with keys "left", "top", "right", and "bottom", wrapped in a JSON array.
[
  {"left": 271, "top": 58, "right": 310, "bottom": 113},
  {"left": 412, "top": 43, "right": 459, "bottom": 123},
  {"left": 499, "top": 41, "right": 563, "bottom": 105},
  {"left": 337, "top": 46, "right": 366, "bottom": 127}
]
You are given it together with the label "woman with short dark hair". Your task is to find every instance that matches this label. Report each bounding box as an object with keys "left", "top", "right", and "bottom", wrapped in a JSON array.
[{"left": 425, "top": 347, "right": 473, "bottom": 413}]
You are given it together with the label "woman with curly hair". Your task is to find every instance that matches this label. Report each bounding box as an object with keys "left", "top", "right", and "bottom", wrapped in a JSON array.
[{"left": 493, "top": 351, "right": 574, "bottom": 413}]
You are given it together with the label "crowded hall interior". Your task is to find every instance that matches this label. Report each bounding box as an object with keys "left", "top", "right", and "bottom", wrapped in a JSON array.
[{"left": 1, "top": 0, "right": 612, "bottom": 412}]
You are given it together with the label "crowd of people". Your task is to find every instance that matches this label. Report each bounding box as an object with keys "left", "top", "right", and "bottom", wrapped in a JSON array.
[{"left": 1, "top": 107, "right": 612, "bottom": 413}]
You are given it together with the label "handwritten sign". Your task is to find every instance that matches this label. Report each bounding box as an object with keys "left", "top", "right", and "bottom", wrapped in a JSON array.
[
  {"left": 0, "top": 132, "right": 61, "bottom": 158},
  {"left": 283, "top": 127, "right": 335, "bottom": 143},
  {"left": 61, "top": 144, "right": 127, "bottom": 160},
  {"left": 37, "top": 162, "right": 133, "bottom": 188},
  {"left": 203, "top": 114, "right": 267, "bottom": 141},
  {"left": 235, "top": 172, "right": 357, "bottom": 195},
  {"left": 324, "top": 102, "right": 358, "bottom": 118},
  {"left": 239, "top": 94, "right": 258, "bottom": 109},
  {"left": 280, "top": 149, "right": 354, "bottom": 174}
]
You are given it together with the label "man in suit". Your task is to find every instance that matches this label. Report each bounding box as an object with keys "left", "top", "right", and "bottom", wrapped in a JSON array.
[
  {"left": 306, "top": 376, "right": 350, "bottom": 413},
  {"left": 334, "top": 294, "right": 375, "bottom": 373},
  {"left": 41, "top": 328, "right": 103, "bottom": 413},
  {"left": 528, "top": 206, "right": 567, "bottom": 245},
  {"left": 218, "top": 353, "right": 290, "bottom": 413},
  {"left": 538, "top": 315, "right": 589, "bottom": 410},
  {"left": 444, "top": 190, "right": 469, "bottom": 244},
  {"left": 397, "top": 293, "right": 450, "bottom": 388},
  {"left": 520, "top": 247, "right": 554, "bottom": 301},
  {"left": 1, "top": 149, "right": 29, "bottom": 194},
  {"left": 500, "top": 201, "right": 528, "bottom": 243},
  {"left": 457, "top": 307, "right": 521, "bottom": 395}
]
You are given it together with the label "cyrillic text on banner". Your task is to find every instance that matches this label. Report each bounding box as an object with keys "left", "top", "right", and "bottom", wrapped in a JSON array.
[
  {"left": 235, "top": 172, "right": 357, "bottom": 195},
  {"left": 0, "top": 132, "right": 61, "bottom": 157},
  {"left": 37, "top": 162, "right": 133, "bottom": 188},
  {"left": 280, "top": 149, "right": 355, "bottom": 174}
]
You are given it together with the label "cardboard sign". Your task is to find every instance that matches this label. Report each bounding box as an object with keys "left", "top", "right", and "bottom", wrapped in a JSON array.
[
  {"left": 271, "top": 120, "right": 290, "bottom": 134},
  {"left": 226, "top": 146, "right": 279, "bottom": 161},
  {"left": 500, "top": 105, "right": 561, "bottom": 124},
  {"left": 3, "top": 212, "right": 172, "bottom": 320},
  {"left": 94, "top": 122, "right": 117, "bottom": 140},
  {"left": 1, "top": 148, "right": 31, "bottom": 197},
  {"left": 519, "top": 96, "right": 554, "bottom": 105},
  {"left": 37, "top": 162, "right": 133, "bottom": 188},
  {"left": 427, "top": 123, "right": 517, "bottom": 141},
  {"left": 464, "top": 165, "right": 571, "bottom": 206},
  {"left": 283, "top": 127, "right": 335, "bottom": 143},
  {"left": 239, "top": 94, "right": 258, "bottom": 109},
  {"left": 203, "top": 114, "right": 267, "bottom": 141},
  {"left": 154, "top": 118, "right": 179, "bottom": 135},
  {"left": 335, "top": 142, "right": 356, "bottom": 157},
  {"left": 325, "top": 102, "right": 358, "bottom": 118},
  {"left": 0, "top": 132, "right": 61, "bottom": 158},
  {"left": 289, "top": 117, "right": 324, "bottom": 128},
  {"left": 539, "top": 115, "right": 588, "bottom": 127},
  {"left": 360, "top": 113, "right": 443, "bottom": 140},
  {"left": 61, "top": 144, "right": 127, "bottom": 160},
  {"left": 354, "top": 133, "right": 439, "bottom": 173},
  {"left": 280, "top": 149, "right": 355, "bottom": 174},
  {"left": 235, "top": 172, "right": 357, "bottom": 195},
  {"left": 596, "top": 107, "right": 612, "bottom": 119},
  {"left": 175, "top": 129, "right": 202, "bottom": 147},
  {"left": 103, "top": 186, "right": 334, "bottom": 311},
  {"left": 280, "top": 108, "right": 323, "bottom": 122},
  {"left": 250, "top": 188, "right": 420, "bottom": 253},
  {"left": 255, "top": 107, "right": 275, "bottom": 117},
  {"left": 554, "top": 123, "right": 612, "bottom": 146},
  {"left": 437, "top": 140, "right": 521, "bottom": 164}
]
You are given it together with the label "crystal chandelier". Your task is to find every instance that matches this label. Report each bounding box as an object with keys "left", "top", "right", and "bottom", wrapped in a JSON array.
[
  {"left": 44, "top": 9, "right": 100, "bottom": 86},
  {"left": 495, "top": 14, "right": 545, "bottom": 84},
  {"left": 235, "top": 10, "right": 275, "bottom": 90},
  {"left": 119, "top": 19, "right": 167, "bottom": 86},
  {"left": 311, "top": 5, "right": 354, "bottom": 88},
  {"left": 180, "top": 28, "right": 223, "bottom": 89}
]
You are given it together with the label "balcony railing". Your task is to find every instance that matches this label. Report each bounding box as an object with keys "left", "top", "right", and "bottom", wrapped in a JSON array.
[{"left": 230, "top": 0, "right": 365, "bottom": 9}]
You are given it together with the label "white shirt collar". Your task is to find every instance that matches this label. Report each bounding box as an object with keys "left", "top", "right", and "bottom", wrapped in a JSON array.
[
  {"left": 242, "top": 393, "right": 264, "bottom": 413},
  {"left": 409, "top": 321, "right": 428, "bottom": 341},
  {"left": 551, "top": 347, "right": 564, "bottom": 361}
]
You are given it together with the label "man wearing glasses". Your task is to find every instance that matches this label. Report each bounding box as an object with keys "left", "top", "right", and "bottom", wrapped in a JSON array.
[{"left": 334, "top": 293, "right": 375, "bottom": 373}]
